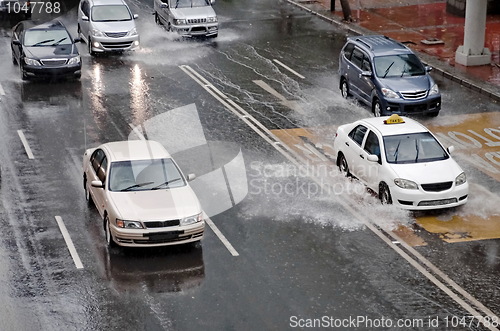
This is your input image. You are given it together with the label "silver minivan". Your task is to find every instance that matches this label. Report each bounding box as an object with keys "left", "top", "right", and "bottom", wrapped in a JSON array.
[
  {"left": 154, "top": 0, "right": 218, "bottom": 38},
  {"left": 78, "top": 0, "right": 140, "bottom": 55}
]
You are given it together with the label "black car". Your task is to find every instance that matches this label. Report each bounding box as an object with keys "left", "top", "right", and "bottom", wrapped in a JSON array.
[{"left": 11, "top": 20, "right": 82, "bottom": 81}]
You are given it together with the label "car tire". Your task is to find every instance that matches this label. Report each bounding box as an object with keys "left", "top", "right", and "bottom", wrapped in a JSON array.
[
  {"left": 154, "top": 12, "right": 162, "bottom": 25},
  {"left": 88, "top": 37, "right": 95, "bottom": 56},
  {"left": 20, "top": 63, "right": 28, "bottom": 81},
  {"left": 12, "top": 52, "right": 17, "bottom": 65},
  {"left": 84, "top": 178, "right": 94, "bottom": 206},
  {"left": 167, "top": 22, "right": 172, "bottom": 32},
  {"left": 337, "top": 153, "right": 350, "bottom": 177},
  {"left": 340, "top": 79, "right": 350, "bottom": 98},
  {"left": 104, "top": 215, "right": 118, "bottom": 248},
  {"left": 379, "top": 182, "right": 393, "bottom": 205},
  {"left": 372, "top": 99, "right": 382, "bottom": 117}
]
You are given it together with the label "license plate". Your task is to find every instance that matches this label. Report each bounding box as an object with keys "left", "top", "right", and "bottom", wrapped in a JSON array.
[{"left": 147, "top": 231, "right": 183, "bottom": 240}]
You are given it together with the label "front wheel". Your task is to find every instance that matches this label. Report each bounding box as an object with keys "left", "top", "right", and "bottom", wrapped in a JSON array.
[
  {"left": 104, "top": 215, "right": 118, "bottom": 248},
  {"left": 379, "top": 183, "right": 393, "bottom": 205},
  {"left": 154, "top": 12, "right": 162, "bottom": 25},
  {"left": 372, "top": 99, "right": 382, "bottom": 117},
  {"left": 340, "top": 79, "right": 350, "bottom": 98},
  {"left": 20, "top": 63, "right": 28, "bottom": 81},
  {"left": 88, "top": 37, "right": 95, "bottom": 56}
]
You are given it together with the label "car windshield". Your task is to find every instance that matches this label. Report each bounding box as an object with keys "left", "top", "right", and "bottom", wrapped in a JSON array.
[
  {"left": 374, "top": 54, "right": 426, "bottom": 78},
  {"left": 383, "top": 132, "right": 448, "bottom": 164},
  {"left": 108, "top": 158, "right": 186, "bottom": 192},
  {"left": 24, "top": 29, "right": 72, "bottom": 47},
  {"left": 92, "top": 5, "right": 131, "bottom": 22},
  {"left": 173, "top": 0, "right": 210, "bottom": 8}
]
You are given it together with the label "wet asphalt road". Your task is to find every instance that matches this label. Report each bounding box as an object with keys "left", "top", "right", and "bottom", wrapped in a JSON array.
[{"left": 0, "top": 0, "right": 499, "bottom": 330}]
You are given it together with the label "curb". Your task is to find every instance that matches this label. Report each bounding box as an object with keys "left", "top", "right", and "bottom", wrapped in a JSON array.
[{"left": 286, "top": 0, "right": 500, "bottom": 103}]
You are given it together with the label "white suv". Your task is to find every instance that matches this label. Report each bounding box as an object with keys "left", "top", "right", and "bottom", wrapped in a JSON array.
[{"left": 78, "top": 0, "right": 140, "bottom": 55}]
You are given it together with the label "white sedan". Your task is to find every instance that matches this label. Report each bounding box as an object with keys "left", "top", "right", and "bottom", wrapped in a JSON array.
[
  {"left": 332, "top": 115, "right": 468, "bottom": 210},
  {"left": 83, "top": 140, "right": 204, "bottom": 247}
]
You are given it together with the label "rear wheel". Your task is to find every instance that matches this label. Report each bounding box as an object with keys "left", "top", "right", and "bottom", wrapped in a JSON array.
[
  {"left": 340, "top": 79, "right": 350, "bottom": 98},
  {"left": 104, "top": 215, "right": 118, "bottom": 248},
  {"left": 379, "top": 183, "right": 392, "bottom": 205},
  {"left": 372, "top": 99, "right": 382, "bottom": 117},
  {"left": 338, "top": 153, "right": 350, "bottom": 177}
]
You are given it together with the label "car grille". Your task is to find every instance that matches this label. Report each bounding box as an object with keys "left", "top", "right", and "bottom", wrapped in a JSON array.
[
  {"left": 101, "top": 41, "right": 133, "bottom": 49},
  {"left": 421, "top": 181, "right": 453, "bottom": 192},
  {"left": 105, "top": 32, "right": 128, "bottom": 38},
  {"left": 144, "top": 219, "right": 180, "bottom": 228},
  {"left": 401, "top": 90, "right": 428, "bottom": 100},
  {"left": 188, "top": 18, "right": 206, "bottom": 24},
  {"left": 40, "top": 59, "right": 67, "bottom": 66},
  {"left": 418, "top": 198, "right": 458, "bottom": 207}
]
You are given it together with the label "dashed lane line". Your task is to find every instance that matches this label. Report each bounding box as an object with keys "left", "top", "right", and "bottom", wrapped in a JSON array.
[
  {"left": 0, "top": 83, "right": 5, "bottom": 96},
  {"left": 273, "top": 59, "right": 305, "bottom": 79},
  {"left": 55, "top": 216, "right": 84, "bottom": 269},
  {"left": 17, "top": 130, "right": 34, "bottom": 159},
  {"left": 206, "top": 217, "right": 239, "bottom": 257}
]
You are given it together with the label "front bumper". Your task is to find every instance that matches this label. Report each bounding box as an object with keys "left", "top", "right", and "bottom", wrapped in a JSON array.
[
  {"left": 172, "top": 23, "right": 218, "bottom": 37},
  {"left": 90, "top": 35, "right": 140, "bottom": 53},
  {"left": 110, "top": 220, "right": 205, "bottom": 247},
  {"left": 390, "top": 182, "right": 469, "bottom": 210},
  {"left": 23, "top": 63, "right": 82, "bottom": 79},
  {"left": 380, "top": 94, "right": 441, "bottom": 116}
]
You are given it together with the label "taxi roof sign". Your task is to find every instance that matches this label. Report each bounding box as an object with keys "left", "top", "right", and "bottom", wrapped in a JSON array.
[{"left": 384, "top": 114, "right": 405, "bottom": 124}]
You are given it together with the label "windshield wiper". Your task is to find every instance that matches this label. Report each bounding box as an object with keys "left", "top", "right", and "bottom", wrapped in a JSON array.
[
  {"left": 151, "top": 178, "right": 182, "bottom": 190},
  {"left": 414, "top": 139, "right": 419, "bottom": 162},
  {"left": 32, "top": 39, "right": 55, "bottom": 46},
  {"left": 383, "top": 61, "right": 395, "bottom": 78},
  {"left": 393, "top": 140, "right": 401, "bottom": 163},
  {"left": 121, "top": 181, "right": 154, "bottom": 191},
  {"left": 401, "top": 63, "right": 407, "bottom": 77},
  {"left": 52, "top": 37, "right": 67, "bottom": 46}
]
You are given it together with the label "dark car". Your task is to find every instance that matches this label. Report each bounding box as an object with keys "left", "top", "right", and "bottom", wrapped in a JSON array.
[
  {"left": 11, "top": 20, "right": 82, "bottom": 81},
  {"left": 339, "top": 35, "right": 441, "bottom": 117}
]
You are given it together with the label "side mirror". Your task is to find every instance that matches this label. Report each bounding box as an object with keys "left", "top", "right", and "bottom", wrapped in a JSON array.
[
  {"left": 91, "top": 180, "right": 104, "bottom": 188},
  {"left": 360, "top": 70, "right": 372, "bottom": 78},
  {"left": 133, "top": 14, "right": 139, "bottom": 19},
  {"left": 160, "top": 2, "right": 168, "bottom": 8},
  {"left": 425, "top": 66, "right": 432, "bottom": 72},
  {"left": 13, "top": 39, "right": 21, "bottom": 46},
  {"left": 186, "top": 174, "right": 196, "bottom": 182},
  {"left": 74, "top": 37, "right": 83, "bottom": 43},
  {"left": 367, "top": 154, "right": 379, "bottom": 162},
  {"left": 81, "top": 15, "right": 89, "bottom": 21},
  {"left": 447, "top": 146, "right": 455, "bottom": 154}
]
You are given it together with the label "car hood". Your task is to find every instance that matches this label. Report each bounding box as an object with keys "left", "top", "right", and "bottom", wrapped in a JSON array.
[
  {"left": 389, "top": 159, "right": 463, "bottom": 184},
  {"left": 92, "top": 20, "right": 135, "bottom": 33},
  {"left": 379, "top": 75, "right": 432, "bottom": 93},
  {"left": 171, "top": 6, "right": 216, "bottom": 20},
  {"left": 24, "top": 45, "right": 79, "bottom": 59},
  {"left": 108, "top": 185, "right": 202, "bottom": 221}
]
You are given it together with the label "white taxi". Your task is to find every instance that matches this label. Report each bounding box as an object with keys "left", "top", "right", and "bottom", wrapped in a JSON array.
[
  {"left": 83, "top": 140, "right": 204, "bottom": 247},
  {"left": 332, "top": 115, "right": 468, "bottom": 210}
]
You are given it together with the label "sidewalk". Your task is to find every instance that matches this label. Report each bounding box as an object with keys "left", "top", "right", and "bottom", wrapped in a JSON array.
[{"left": 287, "top": 0, "right": 500, "bottom": 101}]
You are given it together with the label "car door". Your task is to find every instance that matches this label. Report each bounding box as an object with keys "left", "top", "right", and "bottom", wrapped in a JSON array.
[
  {"left": 359, "top": 130, "right": 381, "bottom": 190},
  {"left": 87, "top": 149, "right": 107, "bottom": 216},
  {"left": 344, "top": 124, "right": 368, "bottom": 178},
  {"left": 348, "top": 48, "right": 373, "bottom": 104},
  {"left": 78, "top": 0, "right": 90, "bottom": 41}
]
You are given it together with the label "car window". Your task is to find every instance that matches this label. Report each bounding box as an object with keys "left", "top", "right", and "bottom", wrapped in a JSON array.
[
  {"left": 342, "top": 43, "right": 354, "bottom": 60},
  {"left": 81, "top": 1, "right": 90, "bottom": 16},
  {"left": 98, "top": 157, "right": 108, "bottom": 183},
  {"left": 350, "top": 48, "right": 364, "bottom": 69},
  {"left": 374, "top": 54, "right": 426, "bottom": 78},
  {"left": 14, "top": 24, "right": 23, "bottom": 40},
  {"left": 383, "top": 132, "right": 449, "bottom": 164},
  {"left": 361, "top": 57, "right": 371, "bottom": 72},
  {"left": 363, "top": 131, "right": 380, "bottom": 157},
  {"left": 91, "top": 149, "right": 105, "bottom": 173},
  {"left": 348, "top": 125, "right": 368, "bottom": 146},
  {"left": 108, "top": 158, "right": 186, "bottom": 192},
  {"left": 91, "top": 5, "right": 132, "bottom": 22}
]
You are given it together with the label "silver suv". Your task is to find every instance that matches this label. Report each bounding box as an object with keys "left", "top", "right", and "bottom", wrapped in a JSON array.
[
  {"left": 154, "top": 0, "right": 218, "bottom": 38},
  {"left": 78, "top": 0, "right": 140, "bottom": 55}
]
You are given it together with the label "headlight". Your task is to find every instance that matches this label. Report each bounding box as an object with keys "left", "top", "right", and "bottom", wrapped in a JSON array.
[
  {"left": 92, "top": 29, "right": 104, "bottom": 37},
  {"left": 394, "top": 178, "right": 418, "bottom": 190},
  {"left": 207, "top": 16, "right": 217, "bottom": 23},
  {"left": 128, "top": 28, "right": 138, "bottom": 36},
  {"left": 455, "top": 172, "right": 467, "bottom": 186},
  {"left": 174, "top": 19, "right": 187, "bottom": 25},
  {"left": 116, "top": 219, "right": 144, "bottom": 229},
  {"left": 429, "top": 83, "right": 439, "bottom": 95},
  {"left": 180, "top": 213, "right": 203, "bottom": 226},
  {"left": 381, "top": 87, "right": 399, "bottom": 99},
  {"left": 67, "top": 56, "right": 81, "bottom": 65},
  {"left": 24, "top": 57, "right": 41, "bottom": 66}
]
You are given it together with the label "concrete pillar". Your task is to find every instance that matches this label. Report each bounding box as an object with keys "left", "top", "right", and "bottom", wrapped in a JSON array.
[{"left": 455, "top": 0, "right": 491, "bottom": 66}]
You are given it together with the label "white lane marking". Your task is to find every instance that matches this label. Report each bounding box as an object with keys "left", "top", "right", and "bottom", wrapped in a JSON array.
[
  {"left": 253, "top": 80, "right": 287, "bottom": 101},
  {"left": 273, "top": 59, "right": 305, "bottom": 79},
  {"left": 55, "top": 216, "right": 84, "bottom": 269},
  {"left": 129, "top": 123, "right": 146, "bottom": 140},
  {"left": 0, "top": 83, "right": 5, "bottom": 96},
  {"left": 17, "top": 130, "right": 34, "bottom": 159},
  {"left": 206, "top": 217, "right": 239, "bottom": 257},
  {"left": 180, "top": 64, "right": 499, "bottom": 329}
]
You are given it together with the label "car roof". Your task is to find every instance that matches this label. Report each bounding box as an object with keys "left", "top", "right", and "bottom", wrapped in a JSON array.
[
  {"left": 90, "top": 0, "right": 127, "bottom": 6},
  {"left": 359, "top": 116, "right": 429, "bottom": 136},
  {"left": 21, "top": 20, "right": 67, "bottom": 30},
  {"left": 101, "top": 140, "right": 172, "bottom": 162},
  {"left": 347, "top": 35, "right": 413, "bottom": 57}
]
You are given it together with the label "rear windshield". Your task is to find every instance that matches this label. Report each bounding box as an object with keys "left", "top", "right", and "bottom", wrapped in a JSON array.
[
  {"left": 92, "top": 5, "right": 132, "bottom": 22},
  {"left": 374, "top": 54, "right": 425, "bottom": 78},
  {"left": 383, "top": 132, "right": 448, "bottom": 164}
]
